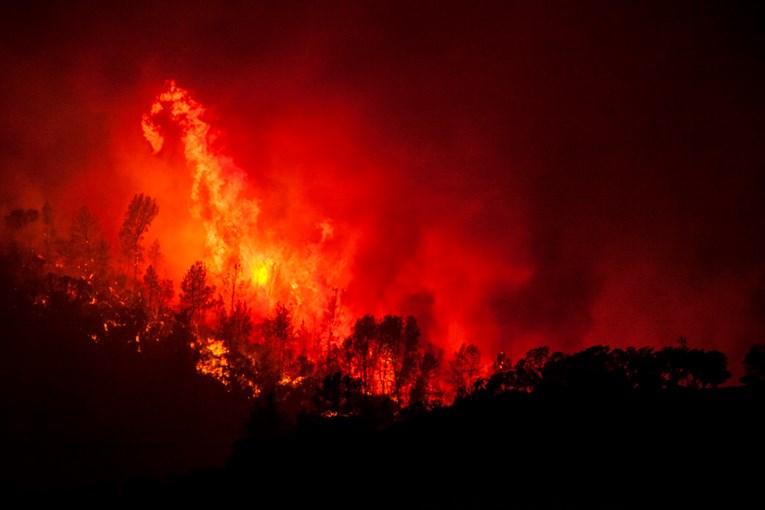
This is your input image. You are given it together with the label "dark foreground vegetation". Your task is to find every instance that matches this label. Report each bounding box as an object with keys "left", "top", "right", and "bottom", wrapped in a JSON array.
[
  {"left": 14, "top": 381, "right": 759, "bottom": 507},
  {"left": 2, "top": 202, "right": 765, "bottom": 507}
]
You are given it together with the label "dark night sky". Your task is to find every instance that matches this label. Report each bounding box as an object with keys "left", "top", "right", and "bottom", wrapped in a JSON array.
[{"left": 1, "top": 0, "right": 764, "bottom": 380}]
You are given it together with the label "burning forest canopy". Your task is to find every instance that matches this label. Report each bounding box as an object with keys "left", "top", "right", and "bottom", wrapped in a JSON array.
[
  {"left": 2, "top": 0, "right": 765, "bottom": 388},
  {"left": 1, "top": 79, "right": 507, "bottom": 405},
  {"left": 0, "top": 77, "right": 759, "bottom": 405}
]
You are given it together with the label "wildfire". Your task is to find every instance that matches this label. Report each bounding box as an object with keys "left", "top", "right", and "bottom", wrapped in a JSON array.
[
  {"left": 194, "top": 337, "right": 229, "bottom": 381},
  {"left": 142, "top": 80, "right": 351, "bottom": 336},
  {"left": 250, "top": 259, "right": 273, "bottom": 287}
]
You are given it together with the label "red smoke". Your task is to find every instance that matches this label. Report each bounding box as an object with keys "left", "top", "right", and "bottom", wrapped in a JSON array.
[
  {"left": 2, "top": 1, "right": 764, "bottom": 382},
  {"left": 125, "top": 79, "right": 534, "bottom": 359}
]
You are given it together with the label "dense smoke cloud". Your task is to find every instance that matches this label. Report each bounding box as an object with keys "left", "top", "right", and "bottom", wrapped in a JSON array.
[{"left": 1, "top": 0, "right": 764, "bottom": 379}]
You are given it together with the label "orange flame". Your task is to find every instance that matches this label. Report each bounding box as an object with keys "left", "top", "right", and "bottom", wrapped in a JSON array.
[{"left": 142, "top": 80, "right": 351, "bottom": 337}]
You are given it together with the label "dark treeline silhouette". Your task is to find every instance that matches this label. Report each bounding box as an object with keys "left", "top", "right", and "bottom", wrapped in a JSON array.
[
  {"left": 2, "top": 200, "right": 765, "bottom": 506},
  {"left": 0, "top": 245, "right": 251, "bottom": 501}
]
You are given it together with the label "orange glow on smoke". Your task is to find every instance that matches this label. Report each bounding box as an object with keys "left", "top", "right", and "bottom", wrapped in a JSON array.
[
  {"left": 136, "top": 79, "right": 538, "bottom": 368},
  {"left": 141, "top": 80, "right": 352, "bottom": 337}
]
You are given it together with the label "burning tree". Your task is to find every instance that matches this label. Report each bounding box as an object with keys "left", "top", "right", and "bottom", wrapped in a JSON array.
[
  {"left": 141, "top": 80, "right": 353, "bottom": 346},
  {"left": 260, "top": 302, "right": 293, "bottom": 372},
  {"left": 448, "top": 342, "right": 483, "bottom": 398},
  {"left": 140, "top": 264, "right": 175, "bottom": 347},
  {"left": 118, "top": 193, "right": 159, "bottom": 284},
  {"left": 67, "top": 206, "right": 110, "bottom": 284},
  {"left": 216, "top": 300, "right": 256, "bottom": 392},
  {"left": 179, "top": 260, "right": 217, "bottom": 335}
]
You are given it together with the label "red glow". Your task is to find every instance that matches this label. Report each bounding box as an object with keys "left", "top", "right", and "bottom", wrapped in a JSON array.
[
  {"left": 3, "top": 1, "right": 763, "bottom": 385},
  {"left": 140, "top": 81, "right": 355, "bottom": 339},
  {"left": 127, "top": 80, "right": 535, "bottom": 366}
]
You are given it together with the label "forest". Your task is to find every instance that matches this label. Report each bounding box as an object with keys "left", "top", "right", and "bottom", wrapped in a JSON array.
[{"left": 2, "top": 196, "right": 764, "bottom": 507}]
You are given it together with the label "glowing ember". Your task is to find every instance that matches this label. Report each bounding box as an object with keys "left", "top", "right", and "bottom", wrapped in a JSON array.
[{"left": 195, "top": 337, "right": 229, "bottom": 382}]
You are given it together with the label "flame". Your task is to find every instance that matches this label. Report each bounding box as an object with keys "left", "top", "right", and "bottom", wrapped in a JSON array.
[
  {"left": 142, "top": 80, "right": 257, "bottom": 274},
  {"left": 195, "top": 337, "right": 229, "bottom": 382},
  {"left": 142, "top": 80, "right": 351, "bottom": 338},
  {"left": 251, "top": 259, "right": 273, "bottom": 287}
]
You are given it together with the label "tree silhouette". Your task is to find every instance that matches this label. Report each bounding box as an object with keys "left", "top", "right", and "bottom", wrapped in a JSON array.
[
  {"left": 67, "top": 206, "right": 110, "bottom": 283},
  {"left": 540, "top": 345, "right": 629, "bottom": 395},
  {"left": 741, "top": 344, "right": 765, "bottom": 387},
  {"left": 409, "top": 349, "right": 443, "bottom": 408},
  {"left": 142, "top": 265, "right": 173, "bottom": 318},
  {"left": 348, "top": 314, "right": 378, "bottom": 391},
  {"left": 514, "top": 346, "right": 550, "bottom": 393},
  {"left": 448, "top": 342, "right": 482, "bottom": 398},
  {"left": 376, "top": 314, "right": 402, "bottom": 396},
  {"left": 220, "top": 255, "right": 246, "bottom": 315},
  {"left": 146, "top": 238, "right": 163, "bottom": 271},
  {"left": 691, "top": 349, "right": 731, "bottom": 389},
  {"left": 492, "top": 351, "right": 512, "bottom": 373},
  {"left": 395, "top": 316, "right": 424, "bottom": 406},
  {"left": 119, "top": 193, "right": 159, "bottom": 283},
  {"left": 179, "top": 260, "right": 217, "bottom": 335},
  {"left": 217, "top": 300, "right": 255, "bottom": 392},
  {"left": 656, "top": 338, "right": 731, "bottom": 389},
  {"left": 140, "top": 264, "right": 174, "bottom": 351},
  {"left": 261, "top": 302, "right": 293, "bottom": 371},
  {"left": 312, "top": 372, "right": 367, "bottom": 418},
  {"left": 321, "top": 287, "right": 342, "bottom": 362},
  {"left": 612, "top": 346, "right": 664, "bottom": 391}
]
